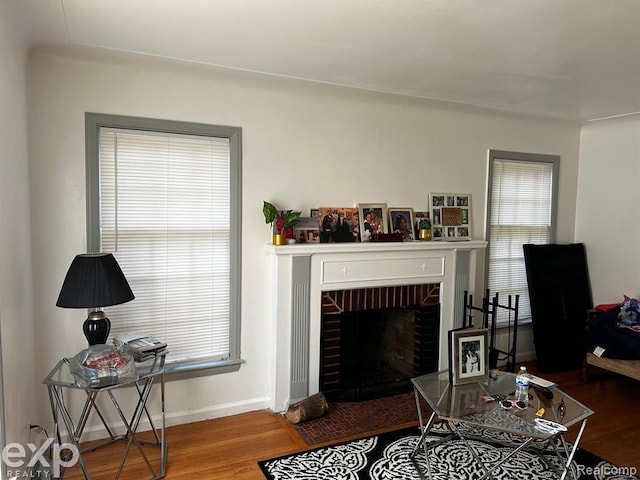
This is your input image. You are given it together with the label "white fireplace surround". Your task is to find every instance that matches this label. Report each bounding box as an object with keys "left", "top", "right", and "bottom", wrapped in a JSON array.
[{"left": 267, "top": 240, "right": 487, "bottom": 412}]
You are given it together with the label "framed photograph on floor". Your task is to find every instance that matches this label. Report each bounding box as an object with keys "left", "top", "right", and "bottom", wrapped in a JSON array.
[
  {"left": 357, "top": 203, "right": 388, "bottom": 241},
  {"left": 429, "top": 193, "right": 471, "bottom": 240},
  {"left": 448, "top": 328, "right": 488, "bottom": 385}
]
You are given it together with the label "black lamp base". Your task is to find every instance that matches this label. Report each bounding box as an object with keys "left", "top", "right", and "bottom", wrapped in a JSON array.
[{"left": 83, "top": 311, "right": 111, "bottom": 346}]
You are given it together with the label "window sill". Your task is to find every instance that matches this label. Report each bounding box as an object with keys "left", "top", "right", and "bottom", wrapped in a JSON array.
[
  {"left": 164, "top": 357, "right": 243, "bottom": 381},
  {"left": 495, "top": 318, "right": 532, "bottom": 329}
]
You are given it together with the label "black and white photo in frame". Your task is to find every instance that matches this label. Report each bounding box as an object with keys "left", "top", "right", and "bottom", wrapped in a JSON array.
[{"left": 448, "top": 328, "right": 489, "bottom": 385}]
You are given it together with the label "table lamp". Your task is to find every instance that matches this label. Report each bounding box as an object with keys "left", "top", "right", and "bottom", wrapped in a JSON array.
[{"left": 56, "top": 253, "right": 135, "bottom": 345}]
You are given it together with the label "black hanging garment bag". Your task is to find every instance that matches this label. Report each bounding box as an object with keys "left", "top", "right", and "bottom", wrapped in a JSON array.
[{"left": 523, "top": 243, "right": 592, "bottom": 372}]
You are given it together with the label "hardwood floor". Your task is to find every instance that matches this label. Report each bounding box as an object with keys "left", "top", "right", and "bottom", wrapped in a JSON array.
[
  {"left": 62, "top": 360, "right": 640, "bottom": 479},
  {"left": 535, "top": 362, "right": 640, "bottom": 470}
]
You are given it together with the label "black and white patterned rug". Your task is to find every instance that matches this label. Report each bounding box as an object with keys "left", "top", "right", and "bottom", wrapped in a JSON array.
[{"left": 259, "top": 425, "right": 639, "bottom": 480}]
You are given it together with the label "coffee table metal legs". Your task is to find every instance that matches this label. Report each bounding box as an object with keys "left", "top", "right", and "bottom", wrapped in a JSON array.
[
  {"left": 411, "top": 386, "right": 586, "bottom": 480},
  {"left": 560, "top": 419, "right": 586, "bottom": 480}
]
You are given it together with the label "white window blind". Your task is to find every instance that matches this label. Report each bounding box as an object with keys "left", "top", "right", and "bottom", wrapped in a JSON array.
[
  {"left": 487, "top": 156, "right": 556, "bottom": 324},
  {"left": 99, "top": 128, "right": 231, "bottom": 363}
]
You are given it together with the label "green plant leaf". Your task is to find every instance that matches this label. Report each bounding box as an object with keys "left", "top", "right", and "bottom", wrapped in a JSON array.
[
  {"left": 418, "top": 218, "right": 431, "bottom": 229},
  {"left": 263, "top": 201, "right": 278, "bottom": 224},
  {"left": 283, "top": 210, "right": 302, "bottom": 229}
]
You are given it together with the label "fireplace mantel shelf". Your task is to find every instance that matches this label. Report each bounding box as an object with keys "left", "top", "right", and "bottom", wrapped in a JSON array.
[{"left": 266, "top": 239, "right": 487, "bottom": 255}]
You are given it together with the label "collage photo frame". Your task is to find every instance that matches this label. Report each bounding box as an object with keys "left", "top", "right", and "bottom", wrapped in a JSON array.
[{"left": 429, "top": 193, "right": 471, "bottom": 240}]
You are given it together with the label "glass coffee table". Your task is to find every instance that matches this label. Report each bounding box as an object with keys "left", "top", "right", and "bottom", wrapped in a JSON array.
[{"left": 411, "top": 370, "right": 593, "bottom": 480}]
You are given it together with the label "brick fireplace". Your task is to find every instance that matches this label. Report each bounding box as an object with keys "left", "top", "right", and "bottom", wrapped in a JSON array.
[
  {"left": 320, "top": 285, "right": 441, "bottom": 401},
  {"left": 267, "top": 240, "right": 486, "bottom": 412}
]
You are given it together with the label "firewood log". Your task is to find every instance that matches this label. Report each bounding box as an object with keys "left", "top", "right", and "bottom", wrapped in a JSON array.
[{"left": 285, "top": 392, "right": 329, "bottom": 424}]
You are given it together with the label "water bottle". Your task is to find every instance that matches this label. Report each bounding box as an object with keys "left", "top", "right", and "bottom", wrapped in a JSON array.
[{"left": 515, "top": 366, "right": 530, "bottom": 405}]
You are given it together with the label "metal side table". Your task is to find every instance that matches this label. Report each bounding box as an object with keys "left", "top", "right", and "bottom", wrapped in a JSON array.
[{"left": 43, "top": 350, "right": 167, "bottom": 480}]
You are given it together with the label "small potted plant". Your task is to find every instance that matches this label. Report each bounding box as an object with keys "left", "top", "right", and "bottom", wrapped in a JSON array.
[
  {"left": 417, "top": 217, "right": 432, "bottom": 241},
  {"left": 263, "top": 201, "right": 301, "bottom": 245}
]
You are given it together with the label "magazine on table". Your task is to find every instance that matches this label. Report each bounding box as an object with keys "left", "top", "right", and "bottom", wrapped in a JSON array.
[{"left": 113, "top": 333, "right": 167, "bottom": 359}]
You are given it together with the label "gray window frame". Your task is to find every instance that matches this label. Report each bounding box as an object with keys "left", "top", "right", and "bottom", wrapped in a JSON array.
[
  {"left": 485, "top": 149, "right": 560, "bottom": 324},
  {"left": 85, "top": 112, "right": 242, "bottom": 376}
]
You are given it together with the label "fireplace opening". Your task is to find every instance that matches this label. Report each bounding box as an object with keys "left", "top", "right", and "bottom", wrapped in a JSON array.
[{"left": 320, "top": 304, "right": 440, "bottom": 402}]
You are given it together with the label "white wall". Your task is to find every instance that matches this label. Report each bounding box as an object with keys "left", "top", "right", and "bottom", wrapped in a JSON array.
[
  {"left": 576, "top": 115, "right": 640, "bottom": 303},
  {"left": 0, "top": 1, "right": 36, "bottom": 451},
  {"left": 27, "top": 45, "right": 582, "bottom": 432}
]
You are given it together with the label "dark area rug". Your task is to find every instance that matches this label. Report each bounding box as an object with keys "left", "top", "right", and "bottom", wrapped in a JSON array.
[
  {"left": 260, "top": 425, "right": 639, "bottom": 480},
  {"left": 292, "top": 392, "right": 427, "bottom": 445}
]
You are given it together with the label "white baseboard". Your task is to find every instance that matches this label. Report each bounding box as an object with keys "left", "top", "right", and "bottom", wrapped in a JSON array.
[
  {"left": 165, "top": 396, "right": 272, "bottom": 427},
  {"left": 74, "top": 396, "right": 272, "bottom": 442}
]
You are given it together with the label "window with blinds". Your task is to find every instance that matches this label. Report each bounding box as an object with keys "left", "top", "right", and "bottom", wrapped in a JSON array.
[
  {"left": 85, "top": 113, "right": 242, "bottom": 372},
  {"left": 486, "top": 150, "right": 559, "bottom": 325}
]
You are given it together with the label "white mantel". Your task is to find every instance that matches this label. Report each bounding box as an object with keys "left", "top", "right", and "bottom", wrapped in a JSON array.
[{"left": 266, "top": 240, "right": 487, "bottom": 412}]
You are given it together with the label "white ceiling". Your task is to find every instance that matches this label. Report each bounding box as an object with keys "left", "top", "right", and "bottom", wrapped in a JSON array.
[{"left": 14, "top": 0, "right": 640, "bottom": 122}]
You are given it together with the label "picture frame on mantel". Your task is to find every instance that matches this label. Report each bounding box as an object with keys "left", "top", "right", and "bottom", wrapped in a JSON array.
[
  {"left": 318, "top": 207, "right": 360, "bottom": 243},
  {"left": 388, "top": 208, "right": 415, "bottom": 241},
  {"left": 357, "top": 203, "right": 388, "bottom": 241},
  {"left": 429, "top": 193, "right": 471, "bottom": 240},
  {"left": 293, "top": 217, "right": 320, "bottom": 244}
]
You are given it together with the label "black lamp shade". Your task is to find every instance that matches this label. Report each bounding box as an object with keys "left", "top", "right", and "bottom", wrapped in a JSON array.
[
  {"left": 57, "top": 253, "right": 134, "bottom": 345},
  {"left": 56, "top": 253, "right": 134, "bottom": 309}
]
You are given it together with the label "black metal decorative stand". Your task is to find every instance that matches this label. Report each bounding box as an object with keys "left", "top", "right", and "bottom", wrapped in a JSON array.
[{"left": 463, "top": 290, "right": 519, "bottom": 372}]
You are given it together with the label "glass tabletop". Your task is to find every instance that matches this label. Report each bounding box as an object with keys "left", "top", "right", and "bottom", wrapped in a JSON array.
[
  {"left": 411, "top": 370, "right": 593, "bottom": 439},
  {"left": 43, "top": 351, "right": 167, "bottom": 390}
]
